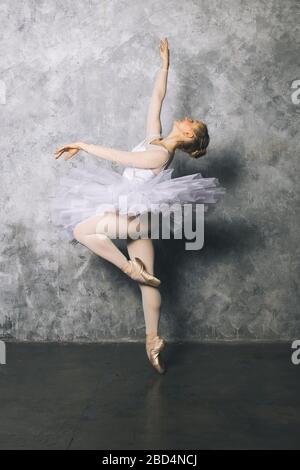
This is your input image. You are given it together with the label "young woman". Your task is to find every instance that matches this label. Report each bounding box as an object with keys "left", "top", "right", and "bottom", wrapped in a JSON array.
[{"left": 53, "top": 38, "right": 225, "bottom": 374}]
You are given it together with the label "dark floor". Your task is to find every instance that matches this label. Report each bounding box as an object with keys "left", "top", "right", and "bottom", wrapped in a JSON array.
[{"left": 0, "top": 341, "right": 299, "bottom": 450}]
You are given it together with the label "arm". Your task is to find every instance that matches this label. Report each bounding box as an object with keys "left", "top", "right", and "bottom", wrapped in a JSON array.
[
  {"left": 80, "top": 143, "right": 168, "bottom": 169},
  {"left": 54, "top": 141, "right": 168, "bottom": 169},
  {"left": 146, "top": 38, "right": 170, "bottom": 138}
]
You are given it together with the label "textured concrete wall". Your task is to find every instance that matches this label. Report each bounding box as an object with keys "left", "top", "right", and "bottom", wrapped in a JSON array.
[{"left": 0, "top": 0, "right": 299, "bottom": 341}]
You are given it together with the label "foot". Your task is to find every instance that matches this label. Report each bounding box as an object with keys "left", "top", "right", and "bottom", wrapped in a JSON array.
[
  {"left": 146, "top": 334, "right": 166, "bottom": 374},
  {"left": 122, "top": 257, "right": 161, "bottom": 287}
]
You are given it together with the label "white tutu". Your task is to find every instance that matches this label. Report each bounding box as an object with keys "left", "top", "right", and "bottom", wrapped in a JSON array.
[{"left": 51, "top": 137, "right": 226, "bottom": 241}]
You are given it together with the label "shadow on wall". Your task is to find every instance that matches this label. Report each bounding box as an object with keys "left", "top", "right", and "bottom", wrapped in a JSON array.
[
  {"left": 156, "top": 142, "right": 265, "bottom": 341},
  {"left": 172, "top": 142, "right": 246, "bottom": 187}
]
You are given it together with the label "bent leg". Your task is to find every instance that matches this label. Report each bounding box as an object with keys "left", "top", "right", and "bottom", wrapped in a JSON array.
[
  {"left": 73, "top": 212, "right": 134, "bottom": 271},
  {"left": 127, "top": 238, "right": 161, "bottom": 336}
]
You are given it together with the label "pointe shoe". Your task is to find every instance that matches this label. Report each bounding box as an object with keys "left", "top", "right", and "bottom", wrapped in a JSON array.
[
  {"left": 146, "top": 334, "right": 166, "bottom": 374},
  {"left": 122, "top": 257, "right": 161, "bottom": 287}
]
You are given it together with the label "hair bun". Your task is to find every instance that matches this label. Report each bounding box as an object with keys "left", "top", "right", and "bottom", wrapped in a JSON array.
[{"left": 190, "top": 148, "right": 207, "bottom": 159}]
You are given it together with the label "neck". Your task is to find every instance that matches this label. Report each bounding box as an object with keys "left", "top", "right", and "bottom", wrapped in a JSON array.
[{"left": 160, "top": 130, "right": 182, "bottom": 154}]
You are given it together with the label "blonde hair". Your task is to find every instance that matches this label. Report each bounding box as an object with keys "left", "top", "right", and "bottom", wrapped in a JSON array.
[{"left": 179, "top": 121, "right": 210, "bottom": 159}]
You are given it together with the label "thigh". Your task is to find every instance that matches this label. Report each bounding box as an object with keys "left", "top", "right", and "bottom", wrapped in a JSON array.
[
  {"left": 74, "top": 214, "right": 105, "bottom": 238},
  {"left": 94, "top": 211, "right": 147, "bottom": 239},
  {"left": 94, "top": 212, "right": 127, "bottom": 239},
  {"left": 75, "top": 212, "right": 152, "bottom": 240},
  {"left": 74, "top": 212, "right": 121, "bottom": 238}
]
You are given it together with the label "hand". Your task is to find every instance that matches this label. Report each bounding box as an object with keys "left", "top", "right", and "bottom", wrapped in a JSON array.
[
  {"left": 54, "top": 142, "right": 82, "bottom": 160},
  {"left": 159, "top": 37, "right": 169, "bottom": 68}
]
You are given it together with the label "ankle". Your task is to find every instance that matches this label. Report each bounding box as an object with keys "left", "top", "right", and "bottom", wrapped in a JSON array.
[
  {"left": 121, "top": 259, "right": 131, "bottom": 274},
  {"left": 146, "top": 331, "right": 158, "bottom": 341}
]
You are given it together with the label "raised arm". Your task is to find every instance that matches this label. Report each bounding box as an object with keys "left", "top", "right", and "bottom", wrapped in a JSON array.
[
  {"left": 54, "top": 141, "right": 169, "bottom": 169},
  {"left": 146, "top": 38, "right": 170, "bottom": 138}
]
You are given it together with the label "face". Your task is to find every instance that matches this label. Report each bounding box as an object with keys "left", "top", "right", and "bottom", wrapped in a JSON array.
[{"left": 173, "top": 116, "right": 202, "bottom": 140}]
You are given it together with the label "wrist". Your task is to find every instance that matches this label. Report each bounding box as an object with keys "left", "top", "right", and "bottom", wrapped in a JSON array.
[{"left": 79, "top": 142, "right": 90, "bottom": 152}]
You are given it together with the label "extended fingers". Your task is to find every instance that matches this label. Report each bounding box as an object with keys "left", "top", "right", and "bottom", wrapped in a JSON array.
[
  {"left": 54, "top": 147, "right": 72, "bottom": 159},
  {"left": 54, "top": 143, "right": 78, "bottom": 159},
  {"left": 54, "top": 149, "right": 65, "bottom": 159},
  {"left": 54, "top": 145, "right": 67, "bottom": 156}
]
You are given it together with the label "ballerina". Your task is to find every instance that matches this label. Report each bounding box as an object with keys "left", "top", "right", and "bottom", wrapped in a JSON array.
[{"left": 52, "top": 38, "right": 225, "bottom": 374}]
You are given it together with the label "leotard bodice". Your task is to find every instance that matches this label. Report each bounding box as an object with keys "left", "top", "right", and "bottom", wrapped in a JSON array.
[{"left": 122, "top": 134, "right": 171, "bottom": 182}]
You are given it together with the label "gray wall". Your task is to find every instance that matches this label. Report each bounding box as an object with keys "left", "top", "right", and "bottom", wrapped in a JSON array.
[{"left": 1, "top": 0, "right": 299, "bottom": 341}]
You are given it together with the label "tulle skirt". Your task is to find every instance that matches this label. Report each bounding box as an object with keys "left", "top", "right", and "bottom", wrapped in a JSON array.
[{"left": 50, "top": 165, "right": 226, "bottom": 241}]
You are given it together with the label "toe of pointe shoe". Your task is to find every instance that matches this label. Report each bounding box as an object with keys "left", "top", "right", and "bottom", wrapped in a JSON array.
[
  {"left": 154, "top": 362, "right": 166, "bottom": 374},
  {"left": 156, "top": 357, "right": 166, "bottom": 374},
  {"left": 147, "top": 352, "right": 166, "bottom": 374},
  {"left": 146, "top": 336, "right": 167, "bottom": 374},
  {"left": 143, "top": 276, "right": 161, "bottom": 288},
  {"left": 134, "top": 257, "right": 161, "bottom": 287}
]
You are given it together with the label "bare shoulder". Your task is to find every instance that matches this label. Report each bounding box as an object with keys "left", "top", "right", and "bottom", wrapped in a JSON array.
[{"left": 146, "top": 137, "right": 171, "bottom": 156}]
